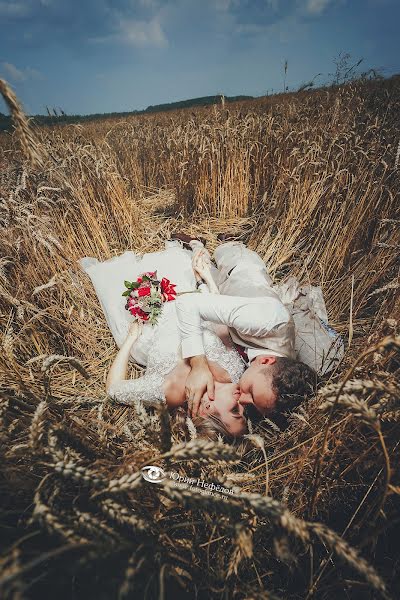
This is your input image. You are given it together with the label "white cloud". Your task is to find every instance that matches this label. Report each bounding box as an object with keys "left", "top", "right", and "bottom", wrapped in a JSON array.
[
  {"left": 1, "top": 62, "right": 26, "bottom": 81},
  {"left": 213, "top": 0, "right": 242, "bottom": 11},
  {"left": 118, "top": 17, "right": 167, "bottom": 46},
  {"left": 214, "top": 0, "right": 232, "bottom": 10},
  {"left": 304, "top": 0, "right": 334, "bottom": 15},
  {"left": 90, "top": 16, "right": 168, "bottom": 47},
  {"left": 234, "top": 0, "right": 340, "bottom": 41},
  {"left": 137, "top": 0, "right": 160, "bottom": 8},
  {"left": 236, "top": 11, "right": 309, "bottom": 44},
  {"left": 25, "top": 67, "right": 44, "bottom": 80},
  {"left": 1, "top": 62, "right": 44, "bottom": 82}
]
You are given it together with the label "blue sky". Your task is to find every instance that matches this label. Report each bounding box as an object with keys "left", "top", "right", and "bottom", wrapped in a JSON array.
[{"left": 0, "top": 0, "right": 399, "bottom": 115}]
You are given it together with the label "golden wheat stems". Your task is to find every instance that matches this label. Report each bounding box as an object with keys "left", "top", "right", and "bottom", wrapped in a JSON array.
[
  {"left": 308, "top": 335, "right": 400, "bottom": 517},
  {"left": 161, "top": 478, "right": 245, "bottom": 516},
  {"left": 309, "top": 522, "right": 389, "bottom": 599},
  {"left": 155, "top": 404, "right": 172, "bottom": 453},
  {"left": 160, "top": 438, "right": 241, "bottom": 463},
  {"left": 91, "top": 472, "right": 143, "bottom": 498},
  {"left": 118, "top": 548, "right": 147, "bottom": 600},
  {"left": 41, "top": 355, "right": 90, "bottom": 378},
  {"left": 53, "top": 455, "right": 108, "bottom": 489},
  {"left": 30, "top": 477, "right": 86, "bottom": 545},
  {"left": 0, "top": 547, "right": 24, "bottom": 599},
  {"left": 318, "top": 393, "right": 380, "bottom": 427},
  {"left": 74, "top": 509, "right": 120, "bottom": 544},
  {"left": 317, "top": 390, "right": 392, "bottom": 529},
  {"left": 29, "top": 400, "right": 48, "bottom": 453},
  {"left": 161, "top": 481, "right": 387, "bottom": 597},
  {"left": 227, "top": 524, "right": 253, "bottom": 577},
  {"left": 0, "top": 397, "right": 10, "bottom": 446},
  {"left": 0, "top": 78, "right": 45, "bottom": 168},
  {"left": 379, "top": 410, "right": 400, "bottom": 422},
  {"left": 244, "top": 434, "right": 269, "bottom": 495},
  {"left": 322, "top": 378, "right": 400, "bottom": 398},
  {"left": 395, "top": 138, "right": 400, "bottom": 169},
  {"left": 99, "top": 499, "right": 149, "bottom": 533}
]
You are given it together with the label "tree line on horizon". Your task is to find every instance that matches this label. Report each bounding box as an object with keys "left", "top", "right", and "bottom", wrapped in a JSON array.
[
  {"left": 1, "top": 51, "right": 393, "bottom": 132},
  {"left": 0, "top": 94, "right": 254, "bottom": 131}
]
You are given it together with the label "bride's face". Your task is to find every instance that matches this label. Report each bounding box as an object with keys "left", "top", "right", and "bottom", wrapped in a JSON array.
[{"left": 197, "top": 381, "right": 247, "bottom": 437}]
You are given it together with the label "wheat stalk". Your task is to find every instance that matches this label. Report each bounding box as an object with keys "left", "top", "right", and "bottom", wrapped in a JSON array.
[
  {"left": 0, "top": 78, "right": 45, "bottom": 167},
  {"left": 160, "top": 438, "right": 241, "bottom": 463}
]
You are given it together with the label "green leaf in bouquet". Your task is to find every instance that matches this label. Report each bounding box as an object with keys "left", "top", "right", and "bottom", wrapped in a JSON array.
[
  {"left": 122, "top": 290, "right": 130, "bottom": 297},
  {"left": 124, "top": 280, "right": 132, "bottom": 288},
  {"left": 149, "top": 311, "right": 159, "bottom": 326},
  {"left": 130, "top": 282, "right": 141, "bottom": 289}
]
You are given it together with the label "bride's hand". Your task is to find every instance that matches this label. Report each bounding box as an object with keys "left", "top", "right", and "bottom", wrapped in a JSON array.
[
  {"left": 127, "top": 320, "right": 142, "bottom": 342},
  {"left": 192, "top": 249, "right": 211, "bottom": 281}
]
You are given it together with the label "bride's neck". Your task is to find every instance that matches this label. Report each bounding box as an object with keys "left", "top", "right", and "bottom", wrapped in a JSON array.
[{"left": 163, "top": 360, "right": 190, "bottom": 409}]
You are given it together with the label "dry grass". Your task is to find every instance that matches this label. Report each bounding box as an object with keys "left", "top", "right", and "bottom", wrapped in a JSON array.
[{"left": 0, "top": 75, "right": 399, "bottom": 599}]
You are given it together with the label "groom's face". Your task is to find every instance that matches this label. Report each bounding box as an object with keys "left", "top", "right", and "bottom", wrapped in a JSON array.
[{"left": 238, "top": 356, "right": 278, "bottom": 416}]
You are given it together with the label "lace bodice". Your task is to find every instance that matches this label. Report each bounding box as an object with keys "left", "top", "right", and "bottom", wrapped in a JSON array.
[{"left": 107, "top": 324, "right": 245, "bottom": 408}]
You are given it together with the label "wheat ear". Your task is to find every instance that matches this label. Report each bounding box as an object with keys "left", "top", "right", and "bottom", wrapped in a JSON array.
[{"left": 0, "top": 78, "right": 45, "bottom": 167}]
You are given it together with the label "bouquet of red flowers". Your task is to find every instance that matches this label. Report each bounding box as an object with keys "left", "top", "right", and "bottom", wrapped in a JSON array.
[{"left": 122, "top": 271, "right": 177, "bottom": 325}]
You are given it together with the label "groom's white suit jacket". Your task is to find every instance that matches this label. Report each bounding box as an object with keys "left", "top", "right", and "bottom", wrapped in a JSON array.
[{"left": 176, "top": 289, "right": 296, "bottom": 363}]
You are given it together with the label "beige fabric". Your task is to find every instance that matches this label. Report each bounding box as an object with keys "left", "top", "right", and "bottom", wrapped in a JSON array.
[
  {"left": 274, "top": 276, "right": 344, "bottom": 375},
  {"left": 213, "top": 242, "right": 296, "bottom": 362},
  {"left": 213, "top": 242, "right": 344, "bottom": 375}
]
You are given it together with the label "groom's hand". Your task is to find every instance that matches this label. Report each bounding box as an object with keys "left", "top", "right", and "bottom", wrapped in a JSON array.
[{"left": 185, "top": 355, "right": 215, "bottom": 417}]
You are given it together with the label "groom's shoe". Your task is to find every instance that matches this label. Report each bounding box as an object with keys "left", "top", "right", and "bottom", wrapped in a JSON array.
[
  {"left": 216, "top": 232, "right": 244, "bottom": 243},
  {"left": 171, "top": 232, "right": 207, "bottom": 249}
]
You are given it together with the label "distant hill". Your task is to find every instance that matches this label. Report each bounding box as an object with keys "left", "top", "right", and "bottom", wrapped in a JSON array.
[
  {"left": 0, "top": 94, "right": 254, "bottom": 131},
  {"left": 144, "top": 94, "right": 253, "bottom": 113}
]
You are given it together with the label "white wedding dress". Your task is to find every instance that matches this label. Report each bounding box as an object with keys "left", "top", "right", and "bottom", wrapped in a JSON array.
[{"left": 79, "top": 241, "right": 245, "bottom": 407}]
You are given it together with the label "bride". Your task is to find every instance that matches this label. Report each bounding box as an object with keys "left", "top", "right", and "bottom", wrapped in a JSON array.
[{"left": 79, "top": 240, "right": 248, "bottom": 441}]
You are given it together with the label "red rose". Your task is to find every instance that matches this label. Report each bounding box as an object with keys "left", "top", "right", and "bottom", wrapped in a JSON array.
[
  {"left": 137, "top": 286, "right": 151, "bottom": 297},
  {"left": 129, "top": 305, "right": 149, "bottom": 321},
  {"left": 138, "top": 308, "right": 149, "bottom": 320},
  {"left": 161, "top": 278, "right": 177, "bottom": 302}
]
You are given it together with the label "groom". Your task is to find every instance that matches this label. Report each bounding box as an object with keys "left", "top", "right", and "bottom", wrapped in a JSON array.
[{"left": 173, "top": 234, "right": 317, "bottom": 421}]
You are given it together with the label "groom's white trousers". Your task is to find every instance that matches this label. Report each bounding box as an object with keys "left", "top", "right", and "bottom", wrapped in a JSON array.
[
  {"left": 190, "top": 239, "right": 344, "bottom": 374},
  {"left": 213, "top": 241, "right": 277, "bottom": 298},
  {"left": 190, "top": 240, "right": 277, "bottom": 299}
]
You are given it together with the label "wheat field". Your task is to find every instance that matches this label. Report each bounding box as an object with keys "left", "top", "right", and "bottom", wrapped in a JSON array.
[{"left": 0, "top": 75, "right": 399, "bottom": 599}]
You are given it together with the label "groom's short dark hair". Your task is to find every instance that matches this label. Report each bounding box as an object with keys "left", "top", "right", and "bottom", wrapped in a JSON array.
[{"left": 270, "top": 357, "right": 317, "bottom": 416}]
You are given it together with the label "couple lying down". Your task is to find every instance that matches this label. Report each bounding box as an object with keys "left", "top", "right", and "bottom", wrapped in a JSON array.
[{"left": 79, "top": 236, "right": 344, "bottom": 442}]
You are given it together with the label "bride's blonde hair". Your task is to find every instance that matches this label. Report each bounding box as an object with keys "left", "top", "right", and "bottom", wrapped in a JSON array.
[{"left": 171, "top": 407, "right": 247, "bottom": 443}]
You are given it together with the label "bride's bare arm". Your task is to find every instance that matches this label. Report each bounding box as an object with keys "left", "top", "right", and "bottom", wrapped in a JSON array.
[{"left": 106, "top": 321, "right": 142, "bottom": 392}]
